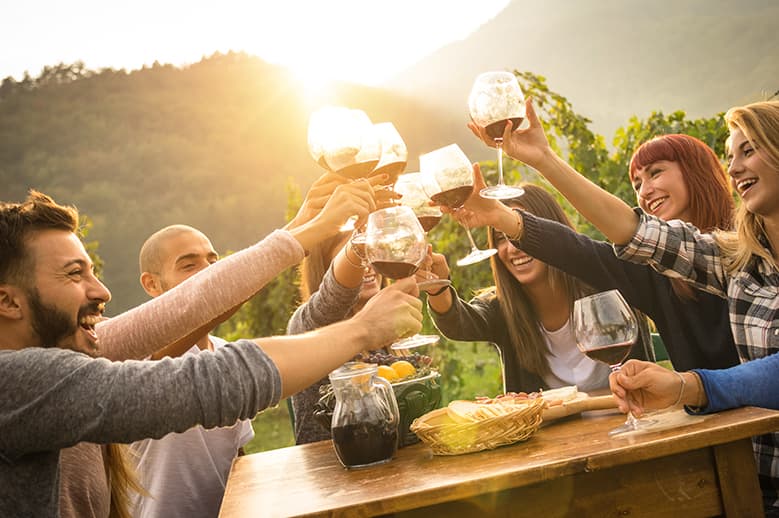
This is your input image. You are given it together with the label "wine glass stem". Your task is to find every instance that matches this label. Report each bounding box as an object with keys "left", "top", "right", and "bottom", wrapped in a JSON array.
[
  {"left": 460, "top": 221, "right": 480, "bottom": 252},
  {"left": 495, "top": 139, "right": 505, "bottom": 187}
]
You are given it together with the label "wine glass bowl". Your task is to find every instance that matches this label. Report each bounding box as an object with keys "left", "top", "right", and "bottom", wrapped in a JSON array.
[
  {"left": 364, "top": 206, "right": 440, "bottom": 350},
  {"left": 365, "top": 206, "right": 427, "bottom": 280},
  {"left": 307, "top": 106, "right": 382, "bottom": 179},
  {"left": 468, "top": 71, "right": 526, "bottom": 199},
  {"left": 371, "top": 122, "right": 408, "bottom": 186},
  {"left": 420, "top": 144, "right": 497, "bottom": 267},
  {"left": 572, "top": 289, "right": 655, "bottom": 435}
]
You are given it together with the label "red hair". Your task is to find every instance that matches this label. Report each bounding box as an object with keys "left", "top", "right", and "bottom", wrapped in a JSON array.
[{"left": 629, "top": 134, "right": 733, "bottom": 232}]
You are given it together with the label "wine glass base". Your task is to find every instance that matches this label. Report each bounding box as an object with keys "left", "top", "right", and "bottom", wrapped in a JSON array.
[
  {"left": 390, "top": 334, "right": 439, "bottom": 350},
  {"left": 608, "top": 416, "right": 659, "bottom": 436},
  {"left": 479, "top": 184, "right": 525, "bottom": 200},
  {"left": 417, "top": 279, "right": 452, "bottom": 290},
  {"left": 456, "top": 248, "right": 498, "bottom": 267}
]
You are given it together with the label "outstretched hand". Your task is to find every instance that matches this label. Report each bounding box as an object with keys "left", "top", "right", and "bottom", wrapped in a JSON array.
[{"left": 467, "top": 98, "right": 552, "bottom": 171}]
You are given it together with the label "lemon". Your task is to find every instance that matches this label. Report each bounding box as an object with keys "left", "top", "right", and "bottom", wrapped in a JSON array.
[
  {"left": 377, "top": 365, "right": 399, "bottom": 381},
  {"left": 390, "top": 360, "right": 416, "bottom": 379}
]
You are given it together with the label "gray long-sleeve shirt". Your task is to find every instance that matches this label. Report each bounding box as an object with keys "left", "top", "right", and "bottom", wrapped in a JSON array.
[{"left": 0, "top": 340, "right": 281, "bottom": 517}]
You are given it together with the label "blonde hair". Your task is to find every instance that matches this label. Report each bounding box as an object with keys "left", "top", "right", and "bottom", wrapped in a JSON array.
[
  {"left": 299, "top": 231, "right": 350, "bottom": 302},
  {"left": 715, "top": 100, "right": 779, "bottom": 273},
  {"left": 106, "top": 444, "right": 148, "bottom": 518}
]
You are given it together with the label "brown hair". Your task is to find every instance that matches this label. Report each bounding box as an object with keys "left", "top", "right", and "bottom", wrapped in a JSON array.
[
  {"left": 484, "top": 184, "right": 594, "bottom": 378},
  {"left": 629, "top": 134, "right": 735, "bottom": 300},
  {"left": 0, "top": 190, "right": 79, "bottom": 286},
  {"left": 0, "top": 191, "right": 146, "bottom": 517},
  {"left": 716, "top": 100, "right": 779, "bottom": 272}
]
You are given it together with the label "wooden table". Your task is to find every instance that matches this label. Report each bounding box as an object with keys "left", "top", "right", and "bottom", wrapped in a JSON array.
[{"left": 220, "top": 406, "right": 779, "bottom": 517}]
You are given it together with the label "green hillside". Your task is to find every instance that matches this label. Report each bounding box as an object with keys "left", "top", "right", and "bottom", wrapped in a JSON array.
[{"left": 0, "top": 53, "right": 462, "bottom": 312}]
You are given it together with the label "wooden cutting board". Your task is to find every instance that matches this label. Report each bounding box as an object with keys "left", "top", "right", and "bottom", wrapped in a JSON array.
[{"left": 541, "top": 394, "right": 618, "bottom": 423}]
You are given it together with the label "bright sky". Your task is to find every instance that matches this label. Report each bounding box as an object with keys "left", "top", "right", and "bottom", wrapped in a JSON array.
[{"left": 1, "top": 0, "right": 509, "bottom": 86}]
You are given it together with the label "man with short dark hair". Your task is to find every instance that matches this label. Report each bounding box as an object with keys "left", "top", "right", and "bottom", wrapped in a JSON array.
[{"left": 0, "top": 190, "right": 422, "bottom": 517}]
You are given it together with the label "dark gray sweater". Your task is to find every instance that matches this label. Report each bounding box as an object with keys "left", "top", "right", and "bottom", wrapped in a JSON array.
[{"left": 0, "top": 341, "right": 281, "bottom": 517}]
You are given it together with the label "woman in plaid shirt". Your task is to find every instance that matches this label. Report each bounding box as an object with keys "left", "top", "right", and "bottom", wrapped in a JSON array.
[{"left": 468, "top": 100, "right": 779, "bottom": 513}]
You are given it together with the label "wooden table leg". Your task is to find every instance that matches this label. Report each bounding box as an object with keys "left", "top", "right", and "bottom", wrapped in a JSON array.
[{"left": 713, "top": 438, "right": 764, "bottom": 517}]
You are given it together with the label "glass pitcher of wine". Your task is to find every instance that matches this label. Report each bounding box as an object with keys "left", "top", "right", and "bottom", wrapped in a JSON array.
[{"left": 329, "top": 362, "right": 400, "bottom": 469}]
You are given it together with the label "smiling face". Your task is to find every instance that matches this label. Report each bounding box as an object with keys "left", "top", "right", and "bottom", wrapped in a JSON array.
[
  {"left": 728, "top": 128, "right": 779, "bottom": 220},
  {"left": 23, "top": 229, "right": 111, "bottom": 352},
  {"left": 632, "top": 160, "right": 693, "bottom": 222},
  {"left": 494, "top": 231, "right": 548, "bottom": 288}
]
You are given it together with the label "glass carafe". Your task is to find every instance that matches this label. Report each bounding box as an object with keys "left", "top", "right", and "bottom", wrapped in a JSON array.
[{"left": 329, "top": 362, "right": 400, "bottom": 468}]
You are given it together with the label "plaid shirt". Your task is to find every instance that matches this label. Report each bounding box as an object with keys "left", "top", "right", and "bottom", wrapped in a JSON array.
[{"left": 615, "top": 212, "right": 779, "bottom": 508}]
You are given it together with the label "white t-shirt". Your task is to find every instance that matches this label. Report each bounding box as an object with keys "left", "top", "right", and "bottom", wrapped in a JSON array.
[
  {"left": 540, "top": 319, "right": 611, "bottom": 393},
  {"left": 130, "top": 336, "right": 255, "bottom": 518}
]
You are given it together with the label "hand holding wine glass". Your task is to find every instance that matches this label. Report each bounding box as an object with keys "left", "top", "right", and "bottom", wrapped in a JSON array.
[
  {"left": 364, "top": 205, "right": 440, "bottom": 349},
  {"left": 420, "top": 144, "right": 497, "bottom": 267},
  {"left": 573, "top": 289, "right": 656, "bottom": 436},
  {"left": 467, "top": 70, "right": 526, "bottom": 199}
]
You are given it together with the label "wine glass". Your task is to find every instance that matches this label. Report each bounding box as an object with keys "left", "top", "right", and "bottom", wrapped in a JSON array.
[
  {"left": 572, "top": 289, "right": 656, "bottom": 436},
  {"left": 307, "top": 106, "right": 382, "bottom": 231},
  {"left": 394, "top": 172, "right": 450, "bottom": 290},
  {"left": 364, "top": 205, "right": 440, "bottom": 350},
  {"left": 370, "top": 122, "right": 408, "bottom": 186},
  {"left": 419, "top": 144, "right": 497, "bottom": 267},
  {"left": 468, "top": 71, "right": 526, "bottom": 199}
]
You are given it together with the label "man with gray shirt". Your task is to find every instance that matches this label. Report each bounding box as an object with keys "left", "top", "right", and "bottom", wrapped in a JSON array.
[{"left": 0, "top": 191, "right": 422, "bottom": 517}]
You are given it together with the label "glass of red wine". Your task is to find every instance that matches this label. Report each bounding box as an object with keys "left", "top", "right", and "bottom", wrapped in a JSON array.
[
  {"left": 307, "top": 106, "right": 382, "bottom": 233},
  {"left": 393, "top": 172, "right": 450, "bottom": 290},
  {"left": 364, "top": 205, "right": 440, "bottom": 350},
  {"left": 370, "top": 122, "right": 408, "bottom": 187},
  {"left": 419, "top": 144, "right": 497, "bottom": 267},
  {"left": 468, "top": 71, "right": 526, "bottom": 200},
  {"left": 572, "top": 289, "right": 656, "bottom": 436}
]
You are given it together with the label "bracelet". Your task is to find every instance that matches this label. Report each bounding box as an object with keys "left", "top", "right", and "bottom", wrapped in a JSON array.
[
  {"left": 672, "top": 370, "right": 686, "bottom": 407},
  {"left": 427, "top": 285, "right": 450, "bottom": 297},
  {"left": 343, "top": 246, "right": 367, "bottom": 269},
  {"left": 507, "top": 209, "right": 524, "bottom": 240}
]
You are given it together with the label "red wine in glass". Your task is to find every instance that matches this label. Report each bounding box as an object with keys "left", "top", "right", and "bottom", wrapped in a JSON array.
[
  {"left": 370, "top": 260, "right": 420, "bottom": 280},
  {"left": 417, "top": 215, "right": 442, "bottom": 233},
  {"left": 484, "top": 117, "right": 524, "bottom": 140},
  {"left": 583, "top": 340, "right": 633, "bottom": 367}
]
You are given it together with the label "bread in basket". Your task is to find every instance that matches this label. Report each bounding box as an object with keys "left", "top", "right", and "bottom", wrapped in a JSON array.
[{"left": 410, "top": 395, "right": 546, "bottom": 455}]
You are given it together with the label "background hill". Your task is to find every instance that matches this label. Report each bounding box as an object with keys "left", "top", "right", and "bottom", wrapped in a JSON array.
[
  {"left": 2, "top": 0, "right": 776, "bottom": 313},
  {"left": 389, "top": 0, "right": 779, "bottom": 147}
]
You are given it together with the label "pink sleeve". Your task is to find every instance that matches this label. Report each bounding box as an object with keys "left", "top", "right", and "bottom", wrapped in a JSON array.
[{"left": 95, "top": 230, "right": 304, "bottom": 360}]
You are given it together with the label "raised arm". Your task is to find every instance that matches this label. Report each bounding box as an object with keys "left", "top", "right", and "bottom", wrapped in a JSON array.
[
  {"left": 97, "top": 178, "right": 386, "bottom": 361},
  {"left": 468, "top": 100, "right": 639, "bottom": 245}
]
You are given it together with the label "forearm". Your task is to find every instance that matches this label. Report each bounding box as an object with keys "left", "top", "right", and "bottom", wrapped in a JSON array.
[
  {"left": 690, "top": 353, "right": 779, "bottom": 413},
  {"left": 97, "top": 230, "right": 303, "bottom": 361},
  {"left": 256, "top": 319, "right": 371, "bottom": 398},
  {"left": 287, "top": 263, "right": 361, "bottom": 335},
  {"left": 533, "top": 151, "right": 639, "bottom": 245}
]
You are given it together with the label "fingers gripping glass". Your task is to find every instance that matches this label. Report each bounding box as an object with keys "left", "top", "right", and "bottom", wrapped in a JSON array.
[{"left": 573, "top": 289, "right": 656, "bottom": 436}]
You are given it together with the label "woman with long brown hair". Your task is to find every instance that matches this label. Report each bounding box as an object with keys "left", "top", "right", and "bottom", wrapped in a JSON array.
[{"left": 425, "top": 184, "right": 653, "bottom": 394}]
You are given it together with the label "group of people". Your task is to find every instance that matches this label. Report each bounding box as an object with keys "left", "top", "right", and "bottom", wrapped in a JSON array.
[{"left": 1, "top": 96, "right": 777, "bottom": 517}]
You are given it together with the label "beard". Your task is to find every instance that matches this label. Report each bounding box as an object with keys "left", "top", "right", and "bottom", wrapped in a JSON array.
[{"left": 26, "top": 286, "right": 81, "bottom": 349}]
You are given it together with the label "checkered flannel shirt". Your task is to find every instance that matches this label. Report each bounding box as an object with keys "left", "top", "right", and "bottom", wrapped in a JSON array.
[{"left": 615, "top": 211, "right": 779, "bottom": 508}]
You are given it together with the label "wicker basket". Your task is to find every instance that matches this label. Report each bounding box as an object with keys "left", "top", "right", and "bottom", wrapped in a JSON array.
[{"left": 410, "top": 398, "right": 545, "bottom": 455}]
